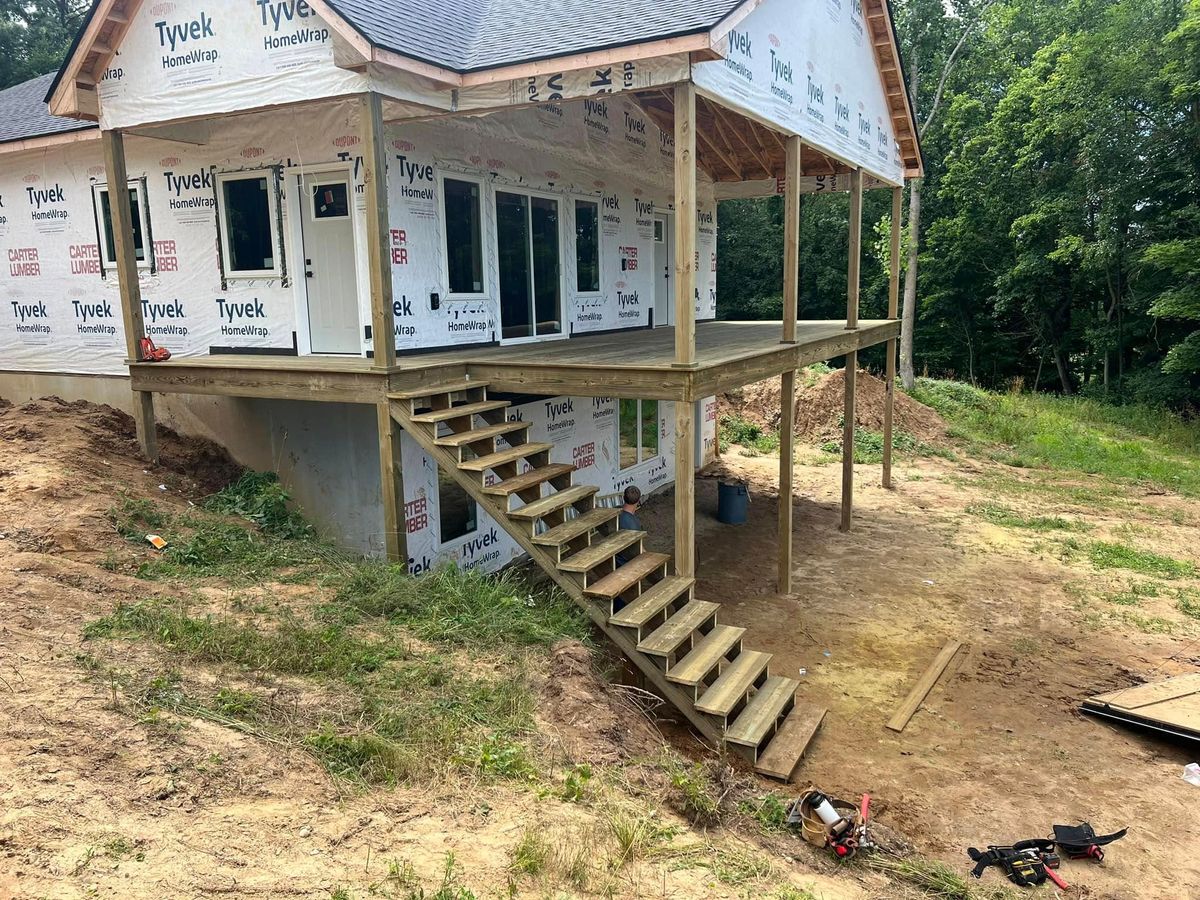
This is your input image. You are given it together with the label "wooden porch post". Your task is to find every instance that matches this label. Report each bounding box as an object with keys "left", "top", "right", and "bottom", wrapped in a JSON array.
[
  {"left": 779, "top": 135, "right": 802, "bottom": 593},
  {"left": 840, "top": 169, "right": 863, "bottom": 531},
  {"left": 361, "top": 91, "right": 405, "bottom": 563},
  {"left": 101, "top": 128, "right": 157, "bottom": 462},
  {"left": 882, "top": 184, "right": 902, "bottom": 489},
  {"left": 362, "top": 91, "right": 395, "bottom": 370},
  {"left": 673, "top": 81, "right": 698, "bottom": 578}
]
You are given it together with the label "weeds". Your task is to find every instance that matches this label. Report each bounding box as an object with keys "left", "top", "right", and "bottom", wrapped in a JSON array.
[
  {"left": 608, "top": 810, "right": 678, "bottom": 865},
  {"left": 1086, "top": 541, "right": 1195, "bottom": 578},
  {"left": 333, "top": 563, "right": 590, "bottom": 648},
  {"left": 821, "top": 425, "right": 950, "bottom": 465},
  {"left": 510, "top": 827, "right": 551, "bottom": 876},
  {"left": 965, "top": 503, "right": 1085, "bottom": 532},
  {"left": 108, "top": 494, "right": 168, "bottom": 539},
  {"left": 454, "top": 733, "right": 537, "bottom": 782},
  {"left": 869, "top": 854, "right": 1018, "bottom": 899},
  {"left": 738, "top": 793, "right": 789, "bottom": 831},
  {"left": 667, "top": 760, "right": 724, "bottom": 826},
  {"left": 719, "top": 416, "right": 780, "bottom": 455},
  {"left": 205, "top": 470, "right": 312, "bottom": 538},
  {"left": 560, "top": 763, "right": 593, "bottom": 802}
]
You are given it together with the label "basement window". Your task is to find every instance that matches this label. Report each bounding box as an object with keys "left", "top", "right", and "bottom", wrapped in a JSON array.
[
  {"left": 438, "top": 468, "right": 478, "bottom": 544},
  {"left": 216, "top": 170, "right": 281, "bottom": 278},
  {"left": 442, "top": 176, "right": 485, "bottom": 296},
  {"left": 94, "top": 182, "right": 151, "bottom": 269},
  {"left": 575, "top": 199, "right": 600, "bottom": 294},
  {"left": 618, "top": 399, "right": 659, "bottom": 469}
]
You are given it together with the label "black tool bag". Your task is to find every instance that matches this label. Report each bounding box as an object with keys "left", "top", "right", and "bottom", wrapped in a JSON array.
[
  {"left": 1052, "top": 822, "right": 1128, "bottom": 861},
  {"left": 968, "top": 839, "right": 1055, "bottom": 887}
]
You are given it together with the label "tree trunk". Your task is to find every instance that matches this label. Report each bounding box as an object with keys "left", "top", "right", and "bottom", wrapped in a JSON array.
[
  {"left": 900, "top": 175, "right": 921, "bottom": 389},
  {"left": 1054, "top": 346, "right": 1074, "bottom": 395}
]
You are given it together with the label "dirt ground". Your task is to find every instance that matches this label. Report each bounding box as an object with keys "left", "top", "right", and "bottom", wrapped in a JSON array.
[{"left": 2, "top": 394, "right": 1198, "bottom": 899}]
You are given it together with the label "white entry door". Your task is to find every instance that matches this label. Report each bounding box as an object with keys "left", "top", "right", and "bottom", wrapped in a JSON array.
[
  {"left": 300, "top": 173, "right": 360, "bottom": 354},
  {"left": 653, "top": 215, "right": 673, "bottom": 327}
]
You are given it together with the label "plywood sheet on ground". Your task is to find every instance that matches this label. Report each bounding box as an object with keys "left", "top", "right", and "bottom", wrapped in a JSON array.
[{"left": 1081, "top": 673, "right": 1200, "bottom": 741}]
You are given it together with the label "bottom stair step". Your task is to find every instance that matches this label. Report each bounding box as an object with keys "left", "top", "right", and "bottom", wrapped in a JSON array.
[
  {"left": 754, "top": 703, "right": 826, "bottom": 781},
  {"left": 724, "top": 676, "right": 798, "bottom": 749}
]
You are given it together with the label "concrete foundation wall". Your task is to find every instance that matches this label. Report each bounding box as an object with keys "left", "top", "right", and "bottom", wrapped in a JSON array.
[{"left": 0, "top": 372, "right": 384, "bottom": 556}]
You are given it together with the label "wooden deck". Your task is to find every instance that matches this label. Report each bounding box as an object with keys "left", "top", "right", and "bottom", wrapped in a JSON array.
[{"left": 129, "top": 319, "right": 899, "bottom": 403}]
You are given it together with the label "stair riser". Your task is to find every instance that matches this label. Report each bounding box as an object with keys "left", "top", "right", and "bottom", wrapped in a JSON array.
[{"left": 408, "top": 386, "right": 488, "bottom": 414}]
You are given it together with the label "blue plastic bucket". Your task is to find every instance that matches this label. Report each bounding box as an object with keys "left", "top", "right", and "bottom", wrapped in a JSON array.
[{"left": 717, "top": 480, "right": 749, "bottom": 525}]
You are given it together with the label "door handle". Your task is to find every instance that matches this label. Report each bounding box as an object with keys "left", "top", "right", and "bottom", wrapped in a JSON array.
[{"left": 305, "top": 270, "right": 314, "bottom": 278}]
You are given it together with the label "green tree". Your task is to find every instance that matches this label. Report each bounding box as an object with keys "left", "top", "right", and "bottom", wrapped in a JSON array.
[{"left": 0, "top": 1, "right": 86, "bottom": 90}]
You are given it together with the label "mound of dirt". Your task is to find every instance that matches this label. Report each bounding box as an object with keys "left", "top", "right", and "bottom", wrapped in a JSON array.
[{"left": 721, "top": 369, "right": 946, "bottom": 444}]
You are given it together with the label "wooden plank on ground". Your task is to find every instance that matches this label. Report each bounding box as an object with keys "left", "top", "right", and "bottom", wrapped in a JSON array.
[
  {"left": 886, "top": 640, "right": 963, "bottom": 733},
  {"left": 755, "top": 702, "right": 826, "bottom": 781}
]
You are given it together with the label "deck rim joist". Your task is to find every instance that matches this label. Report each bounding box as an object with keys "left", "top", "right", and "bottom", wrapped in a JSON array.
[{"left": 126, "top": 319, "right": 900, "bottom": 402}]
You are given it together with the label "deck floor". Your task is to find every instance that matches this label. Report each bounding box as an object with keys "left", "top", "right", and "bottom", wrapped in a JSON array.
[{"left": 130, "top": 319, "right": 899, "bottom": 402}]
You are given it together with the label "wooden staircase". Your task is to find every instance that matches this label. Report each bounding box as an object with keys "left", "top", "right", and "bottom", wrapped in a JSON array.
[{"left": 389, "top": 379, "right": 817, "bottom": 780}]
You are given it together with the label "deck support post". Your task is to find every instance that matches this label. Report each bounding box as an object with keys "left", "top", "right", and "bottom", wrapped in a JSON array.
[
  {"left": 673, "top": 81, "right": 698, "bottom": 577},
  {"left": 377, "top": 403, "right": 407, "bottom": 565},
  {"left": 778, "top": 369, "right": 796, "bottom": 593},
  {"left": 779, "top": 135, "right": 802, "bottom": 593},
  {"left": 101, "top": 128, "right": 157, "bottom": 462},
  {"left": 840, "top": 168, "right": 863, "bottom": 531},
  {"left": 883, "top": 185, "right": 902, "bottom": 489},
  {"left": 361, "top": 91, "right": 395, "bottom": 370}
]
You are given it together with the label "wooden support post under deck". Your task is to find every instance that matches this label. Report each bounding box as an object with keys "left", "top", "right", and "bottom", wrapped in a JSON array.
[
  {"left": 883, "top": 185, "right": 902, "bottom": 489},
  {"left": 101, "top": 128, "right": 157, "bottom": 462},
  {"left": 782, "top": 136, "right": 802, "bottom": 344},
  {"left": 672, "top": 82, "right": 698, "bottom": 577},
  {"left": 840, "top": 351, "right": 857, "bottom": 532},
  {"left": 845, "top": 168, "right": 863, "bottom": 330},
  {"left": 778, "top": 369, "right": 796, "bottom": 593},
  {"left": 361, "top": 92, "right": 396, "bottom": 369},
  {"left": 376, "top": 403, "right": 407, "bottom": 565}
]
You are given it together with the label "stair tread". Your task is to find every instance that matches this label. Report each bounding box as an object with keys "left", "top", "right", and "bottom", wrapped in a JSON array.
[
  {"left": 509, "top": 485, "right": 598, "bottom": 520},
  {"left": 411, "top": 400, "right": 509, "bottom": 423},
  {"left": 435, "top": 420, "right": 529, "bottom": 447},
  {"left": 585, "top": 552, "right": 673, "bottom": 600},
  {"left": 695, "top": 650, "right": 773, "bottom": 716},
  {"left": 559, "top": 530, "right": 645, "bottom": 573},
  {"left": 609, "top": 576, "right": 694, "bottom": 628},
  {"left": 482, "top": 463, "right": 576, "bottom": 497},
  {"left": 458, "top": 443, "right": 554, "bottom": 472},
  {"left": 725, "top": 676, "right": 798, "bottom": 747},
  {"left": 667, "top": 625, "right": 746, "bottom": 685},
  {"left": 389, "top": 380, "right": 489, "bottom": 400},
  {"left": 531, "top": 508, "right": 620, "bottom": 546},
  {"left": 637, "top": 600, "right": 720, "bottom": 655},
  {"left": 755, "top": 702, "right": 826, "bottom": 781}
]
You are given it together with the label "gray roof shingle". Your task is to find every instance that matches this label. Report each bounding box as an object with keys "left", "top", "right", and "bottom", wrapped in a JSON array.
[
  {"left": 0, "top": 72, "right": 96, "bottom": 145},
  {"left": 325, "top": 0, "right": 743, "bottom": 72}
]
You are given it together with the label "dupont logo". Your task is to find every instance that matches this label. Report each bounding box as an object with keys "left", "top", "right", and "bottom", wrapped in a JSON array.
[
  {"left": 769, "top": 33, "right": 781, "bottom": 47},
  {"left": 392, "top": 139, "right": 415, "bottom": 152},
  {"left": 151, "top": 1, "right": 176, "bottom": 15},
  {"left": 22, "top": 174, "right": 39, "bottom": 184},
  {"left": 87, "top": 166, "right": 105, "bottom": 178},
  {"left": 593, "top": 180, "right": 605, "bottom": 189},
  {"left": 241, "top": 147, "right": 265, "bottom": 158},
  {"left": 544, "top": 169, "right": 559, "bottom": 180},
  {"left": 486, "top": 158, "right": 505, "bottom": 169},
  {"left": 469, "top": 155, "right": 482, "bottom": 165},
  {"left": 332, "top": 134, "right": 360, "bottom": 148},
  {"left": 160, "top": 156, "right": 181, "bottom": 167}
]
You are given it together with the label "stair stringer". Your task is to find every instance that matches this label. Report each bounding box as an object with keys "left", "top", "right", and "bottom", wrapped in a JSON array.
[{"left": 389, "top": 400, "right": 725, "bottom": 748}]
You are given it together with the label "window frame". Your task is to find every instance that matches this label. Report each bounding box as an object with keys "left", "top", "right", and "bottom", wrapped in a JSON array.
[
  {"left": 93, "top": 180, "right": 153, "bottom": 272},
  {"left": 215, "top": 168, "right": 284, "bottom": 280},
  {"left": 437, "top": 171, "right": 489, "bottom": 301},
  {"left": 617, "top": 398, "right": 660, "bottom": 472},
  {"left": 492, "top": 184, "right": 567, "bottom": 345},
  {"left": 573, "top": 197, "right": 602, "bottom": 297}
]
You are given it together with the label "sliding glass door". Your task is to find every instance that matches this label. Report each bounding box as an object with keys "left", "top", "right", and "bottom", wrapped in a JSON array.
[{"left": 496, "top": 190, "right": 562, "bottom": 341}]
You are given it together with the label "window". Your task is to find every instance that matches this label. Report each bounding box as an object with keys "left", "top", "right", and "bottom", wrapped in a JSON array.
[
  {"left": 94, "top": 183, "right": 150, "bottom": 268},
  {"left": 217, "top": 171, "right": 281, "bottom": 277},
  {"left": 575, "top": 199, "right": 600, "bottom": 293},
  {"left": 496, "top": 189, "right": 562, "bottom": 341},
  {"left": 311, "top": 180, "right": 349, "bottom": 219},
  {"left": 439, "top": 468, "right": 478, "bottom": 543},
  {"left": 443, "top": 177, "right": 484, "bottom": 295},
  {"left": 618, "top": 399, "right": 659, "bottom": 469}
]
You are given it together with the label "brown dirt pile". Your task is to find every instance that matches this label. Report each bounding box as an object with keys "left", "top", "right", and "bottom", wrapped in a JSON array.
[{"left": 721, "top": 369, "right": 946, "bottom": 443}]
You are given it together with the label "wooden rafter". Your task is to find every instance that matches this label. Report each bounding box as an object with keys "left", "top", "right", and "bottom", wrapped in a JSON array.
[{"left": 862, "top": 0, "right": 922, "bottom": 175}]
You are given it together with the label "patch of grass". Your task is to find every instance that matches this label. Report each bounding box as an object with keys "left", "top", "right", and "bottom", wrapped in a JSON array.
[
  {"left": 965, "top": 502, "right": 1087, "bottom": 532},
  {"left": 667, "top": 761, "right": 723, "bottom": 826},
  {"left": 1107, "top": 581, "right": 1163, "bottom": 607},
  {"left": 738, "top": 794, "right": 789, "bottom": 832},
  {"left": 910, "top": 378, "right": 1200, "bottom": 497},
  {"left": 136, "top": 517, "right": 335, "bottom": 583},
  {"left": 510, "top": 826, "right": 551, "bottom": 876},
  {"left": 1086, "top": 541, "right": 1195, "bottom": 578},
  {"left": 85, "top": 601, "right": 398, "bottom": 678},
  {"left": 772, "top": 888, "right": 818, "bottom": 900},
  {"left": 107, "top": 494, "right": 169, "bottom": 540},
  {"left": 205, "top": 470, "right": 313, "bottom": 539},
  {"left": 608, "top": 811, "right": 678, "bottom": 866},
  {"left": 820, "top": 425, "right": 951, "bottom": 465},
  {"left": 454, "top": 733, "right": 537, "bottom": 782},
  {"left": 719, "top": 415, "right": 780, "bottom": 455},
  {"left": 1177, "top": 588, "right": 1200, "bottom": 619},
  {"left": 304, "top": 729, "right": 411, "bottom": 786},
  {"left": 333, "top": 563, "right": 590, "bottom": 649},
  {"left": 868, "top": 854, "right": 1019, "bottom": 899},
  {"left": 559, "top": 763, "right": 593, "bottom": 802}
]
